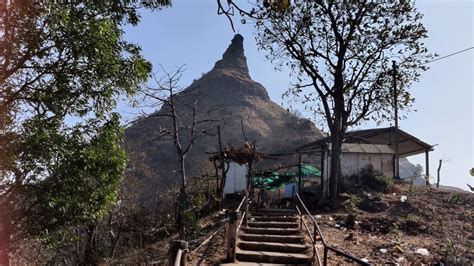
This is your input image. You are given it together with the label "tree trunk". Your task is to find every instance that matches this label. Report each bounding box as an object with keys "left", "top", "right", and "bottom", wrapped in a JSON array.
[
  {"left": 329, "top": 129, "right": 343, "bottom": 199},
  {"left": 179, "top": 155, "right": 186, "bottom": 191},
  {"left": 176, "top": 155, "right": 187, "bottom": 233},
  {"left": 220, "top": 159, "right": 227, "bottom": 196},
  {"left": 213, "top": 159, "right": 219, "bottom": 197},
  {"left": 247, "top": 160, "right": 254, "bottom": 199},
  {"left": 219, "top": 160, "right": 229, "bottom": 198},
  {"left": 84, "top": 224, "right": 98, "bottom": 264},
  {"left": 110, "top": 230, "right": 121, "bottom": 259},
  {"left": 0, "top": 215, "right": 10, "bottom": 266}
]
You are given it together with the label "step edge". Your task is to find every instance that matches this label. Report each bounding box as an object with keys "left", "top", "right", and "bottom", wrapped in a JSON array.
[
  {"left": 238, "top": 241, "right": 308, "bottom": 248},
  {"left": 236, "top": 248, "right": 312, "bottom": 259}
]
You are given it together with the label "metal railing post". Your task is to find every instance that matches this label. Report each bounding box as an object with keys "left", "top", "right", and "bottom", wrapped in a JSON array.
[
  {"left": 313, "top": 225, "right": 317, "bottom": 245},
  {"left": 226, "top": 211, "right": 238, "bottom": 262},
  {"left": 299, "top": 204, "right": 303, "bottom": 229},
  {"left": 168, "top": 240, "right": 188, "bottom": 266},
  {"left": 323, "top": 247, "right": 328, "bottom": 266},
  {"left": 244, "top": 198, "right": 249, "bottom": 226}
]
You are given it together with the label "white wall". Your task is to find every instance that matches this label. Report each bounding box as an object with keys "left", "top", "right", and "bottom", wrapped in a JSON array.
[
  {"left": 323, "top": 152, "right": 394, "bottom": 195},
  {"left": 342, "top": 153, "right": 394, "bottom": 178},
  {"left": 223, "top": 162, "right": 248, "bottom": 197}
]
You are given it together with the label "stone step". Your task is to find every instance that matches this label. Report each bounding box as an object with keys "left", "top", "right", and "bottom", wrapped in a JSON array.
[
  {"left": 247, "top": 221, "right": 298, "bottom": 229},
  {"left": 221, "top": 263, "right": 302, "bottom": 266},
  {"left": 252, "top": 216, "right": 297, "bottom": 222},
  {"left": 239, "top": 241, "right": 308, "bottom": 253},
  {"left": 240, "top": 233, "right": 304, "bottom": 244},
  {"left": 236, "top": 248, "right": 311, "bottom": 264},
  {"left": 250, "top": 212, "right": 296, "bottom": 217},
  {"left": 241, "top": 227, "right": 300, "bottom": 235},
  {"left": 254, "top": 208, "right": 295, "bottom": 214}
]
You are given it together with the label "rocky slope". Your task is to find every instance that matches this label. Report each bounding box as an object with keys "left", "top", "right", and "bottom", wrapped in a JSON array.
[{"left": 125, "top": 34, "right": 325, "bottom": 204}]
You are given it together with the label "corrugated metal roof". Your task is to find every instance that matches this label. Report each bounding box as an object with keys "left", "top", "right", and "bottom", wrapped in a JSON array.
[
  {"left": 296, "top": 127, "right": 433, "bottom": 157},
  {"left": 340, "top": 143, "right": 394, "bottom": 154}
]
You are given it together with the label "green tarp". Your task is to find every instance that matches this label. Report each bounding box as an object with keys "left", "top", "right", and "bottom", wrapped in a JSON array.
[
  {"left": 289, "top": 163, "right": 321, "bottom": 177},
  {"left": 253, "top": 163, "right": 320, "bottom": 190}
]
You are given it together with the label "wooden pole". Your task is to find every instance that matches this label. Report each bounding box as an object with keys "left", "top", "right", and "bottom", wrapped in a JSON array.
[
  {"left": 244, "top": 197, "right": 249, "bottom": 226},
  {"left": 425, "top": 150, "right": 430, "bottom": 186},
  {"left": 437, "top": 159, "right": 442, "bottom": 188},
  {"left": 298, "top": 154, "right": 303, "bottom": 191},
  {"left": 323, "top": 247, "right": 328, "bottom": 265},
  {"left": 320, "top": 146, "right": 326, "bottom": 199},
  {"left": 392, "top": 61, "right": 400, "bottom": 180},
  {"left": 227, "top": 211, "right": 238, "bottom": 262}
]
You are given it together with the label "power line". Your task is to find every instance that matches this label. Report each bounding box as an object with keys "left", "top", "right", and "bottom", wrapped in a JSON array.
[{"left": 424, "top": 46, "right": 474, "bottom": 64}]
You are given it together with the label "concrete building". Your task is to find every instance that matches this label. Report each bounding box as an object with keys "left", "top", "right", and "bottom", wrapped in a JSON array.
[
  {"left": 223, "top": 162, "right": 248, "bottom": 198},
  {"left": 297, "top": 127, "right": 434, "bottom": 195}
]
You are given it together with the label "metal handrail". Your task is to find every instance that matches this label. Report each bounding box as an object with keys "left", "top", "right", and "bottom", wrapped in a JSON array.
[
  {"left": 295, "top": 193, "right": 369, "bottom": 266},
  {"left": 235, "top": 195, "right": 247, "bottom": 212},
  {"left": 296, "top": 193, "right": 327, "bottom": 246},
  {"left": 237, "top": 211, "right": 246, "bottom": 231},
  {"left": 227, "top": 195, "right": 250, "bottom": 262},
  {"left": 326, "top": 245, "right": 371, "bottom": 265}
]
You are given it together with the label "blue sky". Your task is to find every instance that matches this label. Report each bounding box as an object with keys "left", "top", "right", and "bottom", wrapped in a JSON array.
[{"left": 123, "top": 0, "right": 473, "bottom": 190}]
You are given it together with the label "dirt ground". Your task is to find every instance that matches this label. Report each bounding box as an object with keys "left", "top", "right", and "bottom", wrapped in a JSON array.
[
  {"left": 186, "top": 184, "right": 473, "bottom": 265},
  {"left": 316, "top": 184, "right": 473, "bottom": 265}
]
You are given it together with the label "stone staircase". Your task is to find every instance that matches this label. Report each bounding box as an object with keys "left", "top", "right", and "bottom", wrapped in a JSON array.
[{"left": 229, "top": 208, "right": 312, "bottom": 265}]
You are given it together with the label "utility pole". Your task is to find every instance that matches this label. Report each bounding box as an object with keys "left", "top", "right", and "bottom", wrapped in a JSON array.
[{"left": 392, "top": 61, "right": 400, "bottom": 179}]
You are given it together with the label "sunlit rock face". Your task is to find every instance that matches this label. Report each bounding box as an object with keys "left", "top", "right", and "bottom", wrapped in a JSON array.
[{"left": 125, "top": 34, "right": 325, "bottom": 206}]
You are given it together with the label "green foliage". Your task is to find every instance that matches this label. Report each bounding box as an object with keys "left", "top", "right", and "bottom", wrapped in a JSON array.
[
  {"left": 449, "top": 192, "right": 463, "bottom": 205},
  {"left": 29, "top": 115, "right": 126, "bottom": 233},
  {"left": 340, "top": 192, "right": 361, "bottom": 213},
  {"left": 359, "top": 165, "right": 393, "bottom": 193},
  {"left": 179, "top": 208, "right": 200, "bottom": 237},
  {"left": 178, "top": 176, "right": 208, "bottom": 236},
  {"left": 0, "top": 0, "right": 167, "bottom": 251},
  {"left": 341, "top": 193, "right": 361, "bottom": 229},
  {"left": 406, "top": 214, "right": 421, "bottom": 223}
]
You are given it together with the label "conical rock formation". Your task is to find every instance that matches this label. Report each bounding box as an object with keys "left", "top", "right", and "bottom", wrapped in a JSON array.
[{"left": 125, "top": 35, "right": 325, "bottom": 205}]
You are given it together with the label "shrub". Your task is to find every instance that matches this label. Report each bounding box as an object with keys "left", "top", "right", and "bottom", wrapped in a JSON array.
[
  {"left": 359, "top": 165, "right": 393, "bottom": 193},
  {"left": 341, "top": 193, "right": 361, "bottom": 213},
  {"left": 341, "top": 193, "right": 361, "bottom": 229},
  {"left": 449, "top": 192, "right": 463, "bottom": 204}
]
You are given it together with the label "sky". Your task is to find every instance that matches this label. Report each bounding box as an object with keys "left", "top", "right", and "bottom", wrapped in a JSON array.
[{"left": 123, "top": 0, "right": 473, "bottom": 190}]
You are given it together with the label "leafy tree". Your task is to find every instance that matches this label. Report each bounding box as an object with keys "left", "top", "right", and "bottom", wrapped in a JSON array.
[
  {"left": 0, "top": 0, "right": 169, "bottom": 263},
  {"left": 239, "top": 1, "right": 433, "bottom": 198}
]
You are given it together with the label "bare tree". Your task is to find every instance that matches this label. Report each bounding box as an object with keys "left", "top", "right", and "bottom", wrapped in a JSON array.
[
  {"left": 138, "top": 66, "right": 216, "bottom": 193},
  {"left": 135, "top": 66, "right": 219, "bottom": 232},
  {"left": 215, "top": 125, "right": 230, "bottom": 198},
  {"left": 219, "top": 1, "right": 434, "bottom": 198}
]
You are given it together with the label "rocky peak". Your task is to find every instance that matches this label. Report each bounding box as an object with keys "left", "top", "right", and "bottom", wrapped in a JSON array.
[
  {"left": 125, "top": 34, "right": 326, "bottom": 207},
  {"left": 212, "top": 34, "right": 249, "bottom": 76}
]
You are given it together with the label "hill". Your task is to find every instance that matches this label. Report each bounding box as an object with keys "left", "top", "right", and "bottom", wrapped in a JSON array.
[{"left": 124, "top": 34, "right": 325, "bottom": 205}]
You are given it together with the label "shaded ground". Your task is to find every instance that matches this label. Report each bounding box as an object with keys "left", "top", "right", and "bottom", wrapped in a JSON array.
[
  {"left": 108, "top": 202, "right": 235, "bottom": 265},
  {"left": 110, "top": 184, "right": 473, "bottom": 265}
]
